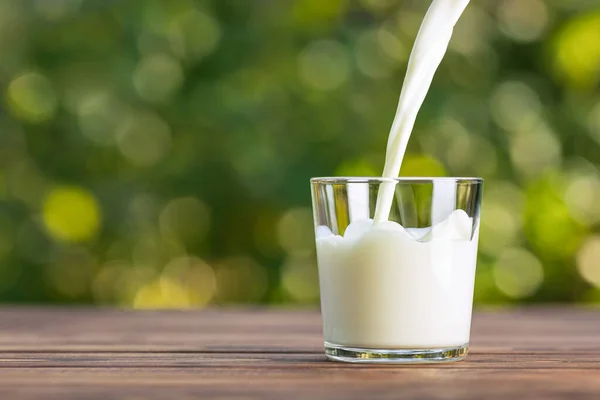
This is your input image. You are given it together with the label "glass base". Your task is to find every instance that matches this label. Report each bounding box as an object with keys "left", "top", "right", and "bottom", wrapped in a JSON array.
[{"left": 324, "top": 342, "right": 469, "bottom": 364}]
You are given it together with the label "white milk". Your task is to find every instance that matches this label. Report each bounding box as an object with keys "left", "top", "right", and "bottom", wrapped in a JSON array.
[
  {"left": 315, "top": 0, "right": 475, "bottom": 349},
  {"left": 374, "top": 0, "right": 471, "bottom": 223},
  {"left": 317, "top": 210, "right": 479, "bottom": 348}
]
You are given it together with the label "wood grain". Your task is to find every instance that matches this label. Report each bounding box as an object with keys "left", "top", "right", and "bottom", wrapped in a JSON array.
[{"left": 0, "top": 307, "right": 598, "bottom": 399}]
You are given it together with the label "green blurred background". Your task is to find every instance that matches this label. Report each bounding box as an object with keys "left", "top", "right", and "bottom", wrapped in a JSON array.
[{"left": 0, "top": 0, "right": 599, "bottom": 307}]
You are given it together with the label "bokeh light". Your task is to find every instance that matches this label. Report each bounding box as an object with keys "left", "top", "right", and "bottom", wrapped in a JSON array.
[
  {"left": 563, "top": 162, "right": 600, "bottom": 225},
  {"left": 551, "top": 11, "right": 600, "bottom": 88},
  {"left": 480, "top": 181, "right": 524, "bottom": 256},
  {"left": 509, "top": 125, "right": 562, "bottom": 179},
  {"left": 6, "top": 72, "right": 57, "bottom": 123},
  {"left": 114, "top": 265, "right": 158, "bottom": 307},
  {"left": 355, "top": 28, "right": 404, "bottom": 79},
  {"left": 76, "top": 91, "right": 128, "bottom": 146},
  {"left": 493, "top": 248, "right": 544, "bottom": 299},
  {"left": 138, "top": 7, "right": 222, "bottom": 62},
  {"left": 425, "top": 117, "right": 498, "bottom": 177},
  {"left": 133, "top": 53, "right": 183, "bottom": 104},
  {"left": 449, "top": 6, "right": 491, "bottom": 56},
  {"left": 299, "top": 40, "right": 350, "bottom": 91},
  {"left": 177, "top": 9, "right": 222, "bottom": 61},
  {"left": 490, "top": 81, "right": 542, "bottom": 132},
  {"left": 133, "top": 257, "right": 215, "bottom": 309},
  {"left": 281, "top": 252, "right": 320, "bottom": 303},
  {"left": 524, "top": 178, "right": 587, "bottom": 260},
  {"left": 496, "top": 0, "right": 549, "bottom": 43},
  {"left": 133, "top": 277, "right": 191, "bottom": 309},
  {"left": 42, "top": 186, "right": 101, "bottom": 243},
  {"left": 576, "top": 236, "right": 600, "bottom": 288},
  {"left": 116, "top": 111, "right": 172, "bottom": 167},
  {"left": 277, "top": 208, "right": 315, "bottom": 254}
]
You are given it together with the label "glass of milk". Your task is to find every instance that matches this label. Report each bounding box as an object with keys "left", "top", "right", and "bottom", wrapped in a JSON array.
[{"left": 311, "top": 177, "right": 483, "bottom": 363}]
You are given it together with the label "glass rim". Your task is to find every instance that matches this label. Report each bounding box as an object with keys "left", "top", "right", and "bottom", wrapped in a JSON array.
[{"left": 311, "top": 176, "right": 484, "bottom": 184}]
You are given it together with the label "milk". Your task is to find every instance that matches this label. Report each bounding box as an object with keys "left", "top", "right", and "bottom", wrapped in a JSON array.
[
  {"left": 317, "top": 210, "right": 479, "bottom": 348},
  {"left": 314, "top": 0, "right": 476, "bottom": 350},
  {"left": 374, "top": 0, "right": 471, "bottom": 223}
]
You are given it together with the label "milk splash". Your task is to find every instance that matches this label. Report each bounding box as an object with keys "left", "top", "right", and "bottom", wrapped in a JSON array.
[{"left": 373, "top": 0, "right": 470, "bottom": 223}]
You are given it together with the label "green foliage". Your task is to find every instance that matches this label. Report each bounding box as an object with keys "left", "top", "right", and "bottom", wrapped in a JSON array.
[{"left": 0, "top": 0, "right": 599, "bottom": 306}]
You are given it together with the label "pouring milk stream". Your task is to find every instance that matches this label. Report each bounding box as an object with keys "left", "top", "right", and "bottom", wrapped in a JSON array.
[{"left": 374, "top": 0, "right": 470, "bottom": 223}]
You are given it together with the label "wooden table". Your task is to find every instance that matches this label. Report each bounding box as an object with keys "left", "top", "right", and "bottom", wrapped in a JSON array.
[{"left": 0, "top": 307, "right": 598, "bottom": 399}]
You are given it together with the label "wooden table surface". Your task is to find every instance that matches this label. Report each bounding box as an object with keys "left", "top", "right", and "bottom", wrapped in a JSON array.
[{"left": 0, "top": 307, "right": 598, "bottom": 399}]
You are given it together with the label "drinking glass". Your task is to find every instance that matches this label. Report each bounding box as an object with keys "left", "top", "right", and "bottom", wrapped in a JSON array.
[{"left": 311, "top": 177, "right": 483, "bottom": 363}]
